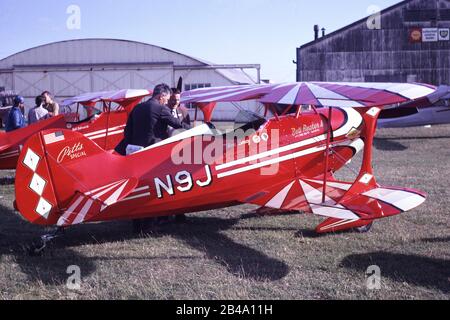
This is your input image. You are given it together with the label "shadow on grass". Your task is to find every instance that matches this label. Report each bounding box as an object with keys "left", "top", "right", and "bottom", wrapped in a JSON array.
[
  {"left": 66, "top": 218, "right": 290, "bottom": 281},
  {"left": 0, "top": 203, "right": 289, "bottom": 282},
  {"left": 421, "top": 236, "right": 450, "bottom": 244},
  {"left": 340, "top": 251, "right": 450, "bottom": 294},
  {"left": 0, "top": 204, "right": 97, "bottom": 286},
  {"left": 140, "top": 217, "right": 290, "bottom": 281},
  {"left": 373, "top": 138, "right": 408, "bottom": 151},
  {"left": 294, "top": 229, "right": 325, "bottom": 239},
  {"left": 240, "top": 211, "right": 301, "bottom": 221}
]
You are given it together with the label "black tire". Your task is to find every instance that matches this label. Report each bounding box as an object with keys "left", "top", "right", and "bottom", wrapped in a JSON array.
[
  {"left": 355, "top": 222, "right": 374, "bottom": 233},
  {"left": 175, "top": 214, "right": 187, "bottom": 224},
  {"left": 132, "top": 219, "right": 144, "bottom": 234},
  {"left": 26, "top": 241, "right": 46, "bottom": 257}
]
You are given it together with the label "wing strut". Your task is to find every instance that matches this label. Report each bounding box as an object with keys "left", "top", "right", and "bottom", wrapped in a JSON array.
[
  {"left": 337, "top": 107, "right": 381, "bottom": 205},
  {"left": 322, "top": 107, "right": 332, "bottom": 203},
  {"left": 103, "top": 101, "right": 111, "bottom": 150}
]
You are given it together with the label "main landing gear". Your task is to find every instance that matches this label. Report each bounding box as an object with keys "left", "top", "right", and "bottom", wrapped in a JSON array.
[{"left": 27, "top": 227, "right": 65, "bottom": 256}]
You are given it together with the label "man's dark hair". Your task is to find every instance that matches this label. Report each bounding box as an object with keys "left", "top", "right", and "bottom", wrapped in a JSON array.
[
  {"left": 152, "top": 84, "right": 172, "bottom": 98},
  {"left": 35, "top": 95, "right": 45, "bottom": 107},
  {"left": 41, "top": 91, "right": 51, "bottom": 96},
  {"left": 171, "top": 88, "right": 181, "bottom": 95}
]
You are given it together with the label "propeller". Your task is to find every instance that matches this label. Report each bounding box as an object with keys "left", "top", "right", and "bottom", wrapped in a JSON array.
[{"left": 177, "top": 77, "right": 183, "bottom": 92}]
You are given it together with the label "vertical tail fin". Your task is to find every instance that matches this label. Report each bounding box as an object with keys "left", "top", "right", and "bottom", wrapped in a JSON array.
[{"left": 15, "top": 129, "right": 137, "bottom": 226}]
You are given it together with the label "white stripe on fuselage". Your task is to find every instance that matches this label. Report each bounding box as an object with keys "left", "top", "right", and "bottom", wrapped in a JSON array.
[
  {"left": 120, "top": 192, "right": 151, "bottom": 202},
  {"left": 217, "top": 145, "right": 327, "bottom": 178},
  {"left": 0, "top": 152, "right": 20, "bottom": 159},
  {"left": 84, "top": 125, "right": 126, "bottom": 137},
  {"left": 216, "top": 108, "right": 362, "bottom": 172},
  {"left": 216, "top": 138, "right": 363, "bottom": 179},
  {"left": 88, "top": 129, "right": 124, "bottom": 141}
]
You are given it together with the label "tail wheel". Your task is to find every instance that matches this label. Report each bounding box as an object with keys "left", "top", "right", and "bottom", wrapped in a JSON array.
[{"left": 355, "top": 222, "right": 374, "bottom": 233}]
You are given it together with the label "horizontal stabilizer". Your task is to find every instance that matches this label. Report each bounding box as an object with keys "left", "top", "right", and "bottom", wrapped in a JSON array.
[
  {"left": 0, "top": 144, "right": 12, "bottom": 153},
  {"left": 240, "top": 177, "right": 426, "bottom": 233},
  {"left": 57, "top": 177, "right": 138, "bottom": 227},
  {"left": 315, "top": 218, "right": 374, "bottom": 234},
  {"left": 0, "top": 130, "right": 12, "bottom": 153}
]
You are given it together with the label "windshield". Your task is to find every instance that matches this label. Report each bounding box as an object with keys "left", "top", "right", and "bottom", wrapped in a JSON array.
[
  {"left": 61, "top": 104, "right": 102, "bottom": 123},
  {"left": 233, "top": 110, "right": 267, "bottom": 131},
  {"left": 209, "top": 110, "right": 266, "bottom": 140}
]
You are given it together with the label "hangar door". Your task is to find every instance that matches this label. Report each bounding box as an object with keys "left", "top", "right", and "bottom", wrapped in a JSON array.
[
  {"left": 13, "top": 66, "right": 174, "bottom": 101},
  {"left": 91, "top": 67, "right": 174, "bottom": 92},
  {"left": 0, "top": 72, "right": 13, "bottom": 92},
  {"left": 14, "top": 71, "right": 51, "bottom": 98}
]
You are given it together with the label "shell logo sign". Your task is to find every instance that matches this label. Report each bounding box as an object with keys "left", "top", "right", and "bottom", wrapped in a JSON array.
[{"left": 409, "top": 28, "right": 422, "bottom": 43}]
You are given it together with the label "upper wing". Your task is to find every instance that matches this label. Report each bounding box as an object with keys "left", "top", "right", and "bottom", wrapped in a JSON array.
[
  {"left": 181, "top": 84, "right": 273, "bottom": 103},
  {"left": 62, "top": 89, "right": 151, "bottom": 106},
  {"left": 394, "top": 84, "right": 450, "bottom": 110},
  {"left": 181, "top": 82, "right": 436, "bottom": 108}
]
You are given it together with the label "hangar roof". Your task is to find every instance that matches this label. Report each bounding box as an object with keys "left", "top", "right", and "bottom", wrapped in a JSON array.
[{"left": 0, "top": 38, "right": 257, "bottom": 84}]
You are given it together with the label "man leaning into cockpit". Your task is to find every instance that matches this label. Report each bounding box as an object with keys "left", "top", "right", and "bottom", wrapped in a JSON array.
[
  {"left": 115, "top": 83, "right": 191, "bottom": 155},
  {"left": 114, "top": 83, "right": 191, "bottom": 234}
]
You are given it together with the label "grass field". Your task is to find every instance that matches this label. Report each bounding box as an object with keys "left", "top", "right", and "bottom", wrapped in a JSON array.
[{"left": 0, "top": 125, "right": 449, "bottom": 300}]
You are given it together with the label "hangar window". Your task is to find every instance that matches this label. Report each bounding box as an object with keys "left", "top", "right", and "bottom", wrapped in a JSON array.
[
  {"left": 404, "top": 9, "right": 437, "bottom": 22},
  {"left": 441, "top": 9, "right": 450, "bottom": 21},
  {"left": 185, "top": 83, "right": 211, "bottom": 91},
  {"left": 185, "top": 83, "right": 211, "bottom": 109}
]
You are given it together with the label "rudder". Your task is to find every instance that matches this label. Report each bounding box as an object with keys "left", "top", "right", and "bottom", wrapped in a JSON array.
[{"left": 15, "top": 129, "right": 135, "bottom": 226}]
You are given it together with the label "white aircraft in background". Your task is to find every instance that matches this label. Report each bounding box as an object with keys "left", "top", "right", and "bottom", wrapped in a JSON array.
[{"left": 378, "top": 85, "right": 450, "bottom": 128}]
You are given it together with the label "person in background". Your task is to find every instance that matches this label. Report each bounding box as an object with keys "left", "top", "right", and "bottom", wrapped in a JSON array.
[
  {"left": 5, "top": 96, "right": 26, "bottom": 132},
  {"left": 28, "top": 95, "right": 50, "bottom": 125},
  {"left": 168, "top": 88, "right": 191, "bottom": 126},
  {"left": 0, "top": 94, "right": 6, "bottom": 128},
  {"left": 41, "top": 91, "right": 60, "bottom": 116}
]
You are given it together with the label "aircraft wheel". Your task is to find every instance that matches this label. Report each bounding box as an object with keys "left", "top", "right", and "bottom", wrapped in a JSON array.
[
  {"left": 355, "top": 222, "right": 374, "bottom": 233},
  {"left": 26, "top": 241, "right": 46, "bottom": 257}
]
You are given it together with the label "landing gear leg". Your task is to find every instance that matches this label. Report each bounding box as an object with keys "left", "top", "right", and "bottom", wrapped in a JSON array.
[{"left": 28, "top": 227, "right": 65, "bottom": 256}]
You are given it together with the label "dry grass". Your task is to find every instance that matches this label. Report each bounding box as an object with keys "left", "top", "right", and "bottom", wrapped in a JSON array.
[{"left": 0, "top": 125, "right": 449, "bottom": 300}]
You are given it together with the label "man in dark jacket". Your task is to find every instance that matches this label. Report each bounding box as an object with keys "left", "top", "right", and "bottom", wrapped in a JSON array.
[
  {"left": 115, "top": 84, "right": 191, "bottom": 234},
  {"left": 115, "top": 84, "right": 190, "bottom": 155},
  {"left": 5, "top": 96, "right": 26, "bottom": 132}
]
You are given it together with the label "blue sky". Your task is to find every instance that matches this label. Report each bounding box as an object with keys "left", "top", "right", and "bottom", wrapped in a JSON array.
[{"left": 1, "top": 0, "right": 400, "bottom": 82}]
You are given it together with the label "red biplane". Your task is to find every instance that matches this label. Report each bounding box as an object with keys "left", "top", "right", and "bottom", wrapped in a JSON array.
[
  {"left": 0, "top": 89, "right": 151, "bottom": 170},
  {"left": 13, "top": 82, "right": 436, "bottom": 253}
]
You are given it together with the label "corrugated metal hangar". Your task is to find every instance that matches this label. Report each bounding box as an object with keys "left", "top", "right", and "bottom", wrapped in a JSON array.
[
  {"left": 0, "top": 38, "right": 261, "bottom": 120},
  {"left": 297, "top": 0, "right": 450, "bottom": 86}
]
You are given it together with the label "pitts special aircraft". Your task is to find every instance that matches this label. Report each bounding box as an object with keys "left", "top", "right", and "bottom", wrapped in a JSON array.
[
  {"left": 13, "top": 82, "right": 436, "bottom": 253},
  {"left": 0, "top": 89, "right": 151, "bottom": 170}
]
